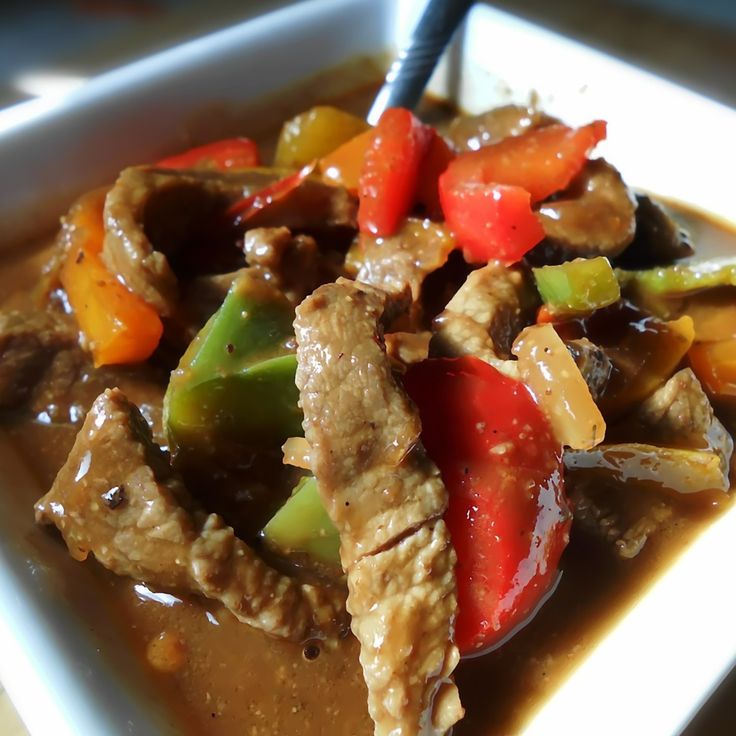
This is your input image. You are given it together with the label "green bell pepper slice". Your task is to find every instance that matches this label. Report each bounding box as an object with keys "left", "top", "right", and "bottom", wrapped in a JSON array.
[
  {"left": 165, "top": 271, "right": 302, "bottom": 459},
  {"left": 616, "top": 257, "right": 736, "bottom": 297},
  {"left": 533, "top": 256, "right": 620, "bottom": 316},
  {"left": 262, "top": 476, "right": 340, "bottom": 565}
]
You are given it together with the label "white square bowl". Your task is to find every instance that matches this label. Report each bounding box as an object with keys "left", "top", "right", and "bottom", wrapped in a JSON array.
[{"left": 0, "top": 1, "right": 734, "bottom": 734}]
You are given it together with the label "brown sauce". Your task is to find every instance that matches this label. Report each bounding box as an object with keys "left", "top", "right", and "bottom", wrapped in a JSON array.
[{"left": 1, "top": 70, "right": 735, "bottom": 736}]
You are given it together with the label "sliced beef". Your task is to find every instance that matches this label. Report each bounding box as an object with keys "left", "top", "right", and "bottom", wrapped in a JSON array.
[
  {"left": 530, "top": 159, "right": 637, "bottom": 264},
  {"left": 615, "top": 194, "right": 694, "bottom": 268},
  {"left": 348, "top": 522, "right": 461, "bottom": 735},
  {"left": 446, "top": 104, "right": 557, "bottom": 152},
  {"left": 35, "top": 388, "right": 347, "bottom": 641},
  {"left": 102, "top": 166, "right": 356, "bottom": 316},
  {"left": 294, "top": 279, "right": 462, "bottom": 735},
  {"left": 430, "top": 261, "right": 533, "bottom": 374},
  {"left": 243, "top": 226, "right": 343, "bottom": 305},
  {"left": 349, "top": 218, "right": 455, "bottom": 324},
  {"left": 0, "top": 309, "right": 77, "bottom": 410},
  {"left": 566, "top": 338, "right": 613, "bottom": 401}
]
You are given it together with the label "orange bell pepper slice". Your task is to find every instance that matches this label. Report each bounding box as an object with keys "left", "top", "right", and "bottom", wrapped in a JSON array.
[
  {"left": 320, "top": 128, "right": 375, "bottom": 192},
  {"left": 689, "top": 340, "right": 736, "bottom": 398},
  {"left": 60, "top": 191, "right": 163, "bottom": 367}
]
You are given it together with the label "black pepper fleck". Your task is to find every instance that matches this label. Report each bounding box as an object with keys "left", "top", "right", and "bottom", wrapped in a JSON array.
[
  {"left": 303, "top": 643, "right": 320, "bottom": 661},
  {"left": 102, "top": 485, "right": 125, "bottom": 509}
]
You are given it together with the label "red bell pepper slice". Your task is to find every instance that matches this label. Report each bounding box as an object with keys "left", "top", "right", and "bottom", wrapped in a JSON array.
[
  {"left": 404, "top": 356, "right": 571, "bottom": 656},
  {"left": 415, "top": 131, "right": 455, "bottom": 220},
  {"left": 358, "top": 107, "right": 432, "bottom": 237},
  {"left": 439, "top": 179, "right": 544, "bottom": 264},
  {"left": 443, "top": 120, "right": 607, "bottom": 204},
  {"left": 227, "top": 161, "right": 316, "bottom": 225},
  {"left": 157, "top": 137, "right": 260, "bottom": 171}
]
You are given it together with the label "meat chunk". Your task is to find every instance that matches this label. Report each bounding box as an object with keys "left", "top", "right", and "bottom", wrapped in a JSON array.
[
  {"left": 531, "top": 159, "right": 637, "bottom": 264},
  {"left": 633, "top": 368, "right": 733, "bottom": 469},
  {"left": 615, "top": 194, "right": 694, "bottom": 268},
  {"left": 294, "top": 279, "right": 462, "bottom": 735},
  {"left": 348, "top": 219, "right": 455, "bottom": 323},
  {"left": 567, "top": 369, "right": 732, "bottom": 493},
  {"left": 243, "top": 226, "right": 342, "bottom": 305},
  {"left": 565, "top": 369, "right": 733, "bottom": 556},
  {"left": 35, "top": 388, "right": 346, "bottom": 641},
  {"left": 430, "top": 261, "right": 532, "bottom": 375},
  {"left": 0, "top": 309, "right": 77, "bottom": 409},
  {"left": 446, "top": 104, "right": 557, "bottom": 152},
  {"left": 102, "top": 166, "right": 356, "bottom": 316}
]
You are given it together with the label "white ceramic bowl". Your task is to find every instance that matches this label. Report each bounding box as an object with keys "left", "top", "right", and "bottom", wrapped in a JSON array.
[{"left": 0, "top": 1, "right": 734, "bottom": 734}]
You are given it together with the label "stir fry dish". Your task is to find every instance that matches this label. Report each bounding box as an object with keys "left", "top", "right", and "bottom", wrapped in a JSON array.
[{"left": 1, "top": 98, "right": 735, "bottom": 735}]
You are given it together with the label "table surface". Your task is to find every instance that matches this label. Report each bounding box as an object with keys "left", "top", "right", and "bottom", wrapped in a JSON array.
[{"left": 0, "top": 0, "right": 734, "bottom": 733}]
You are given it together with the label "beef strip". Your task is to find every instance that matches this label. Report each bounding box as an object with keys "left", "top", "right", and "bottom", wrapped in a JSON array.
[
  {"left": 349, "top": 219, "right": 455, "bottom": 324},
  {"left": 529, "top": 159, "right": 637, "bottom": 264},
  {"left": 430, "top": 261, "right": 534, "bottom": 375},
  {"left": 565, "top": 338, "right": 613, "bottom": 401},
  {"left": 102, "top": 166, "right": 356, "bottom": 316},
  {"left": 35, "top": 388, "right": 347, "bottom": 641},
  {"left": 615, "top": 194, "right": 694, "bottom": 268},
  {"left": 446, "top": 104, "right": 557, "bottom": 152},
  {"left": 0, "top": 308, "right": 77, "bottom": 410},
  {"left": 294, "top": 279, "right": 462, "bottom": 735}
]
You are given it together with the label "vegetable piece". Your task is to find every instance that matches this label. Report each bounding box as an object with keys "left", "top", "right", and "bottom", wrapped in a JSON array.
[
  {"left": 689, "top": 340, "right": 736, "bottom": 398},
  {"left": 404, "top": 356, "right": 570, "bottom": 655},
  {"left": 275, "top": 106, "right": 369, "bottom": 169},
  {"left": 414, "top": 131, "right": 455, "bottom": 219},
  {"left": 358, "top": 107, "right": 431, "bottom": 237},
  {"left": 565, "top": 444, "right": 730, "bottom": 494},
  {"left": 157, "top": 137, "right": 260, "bottom": 170},
  {"left": 682, "top": 289, "right": 736, "bottom": 342},
  {"left": 441, "top": 120, "right": 607, "bottom": 203},
  {"left": 227, "top": 162, "right": 316, "bottom": 224},
  {"left": 438, "top": 181, "right": 544, "bottom": 264},
  {"left": 59, "top": 191, "right": 163, "bottom": 367},
  {"left": 262, "top": 476, "right": 340, "bottom": 565},
  {"left": 617, "top": 257, "right": 736, "bottom": 297},
  {"left": 512, "top": 323, "right": 606, "bottom": 449},
  {"left": 320, "top": 128, "right": 374, "bottom": 191},
  {"left": 533, "top": 257, "right": 621, "bottom": 316},
  {"left": 164, "top": 271, "right": 302, "bottom": 460}
]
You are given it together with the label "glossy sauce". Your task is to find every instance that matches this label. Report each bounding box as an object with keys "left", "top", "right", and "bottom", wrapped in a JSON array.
[{"left": 1, "top": 78, "right": 735, "bottom": 735}]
